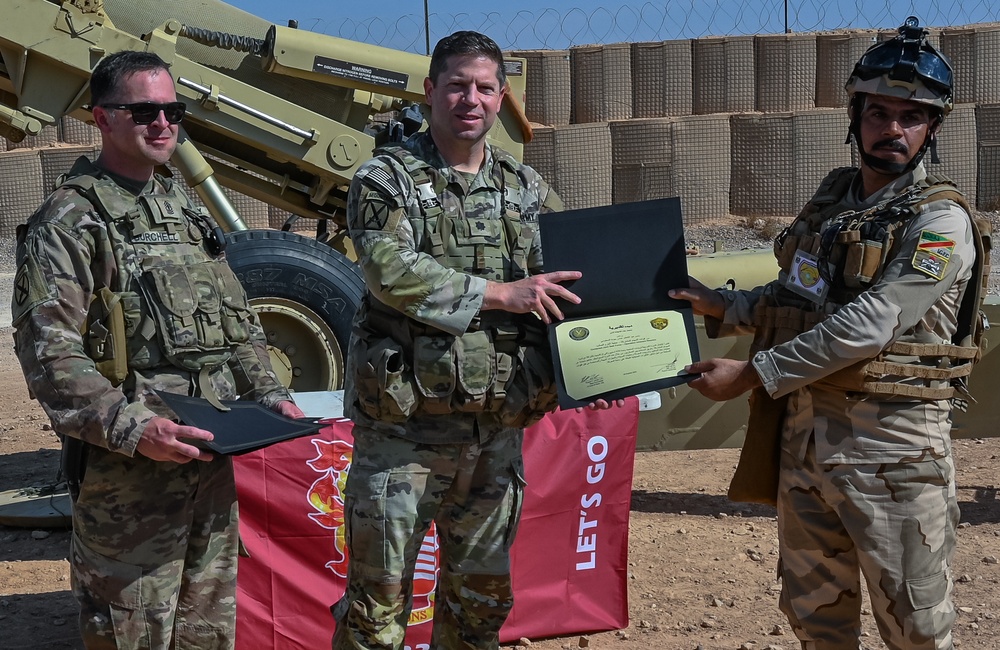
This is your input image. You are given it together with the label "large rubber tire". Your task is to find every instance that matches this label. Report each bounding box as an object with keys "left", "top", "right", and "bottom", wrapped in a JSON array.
[{"left": 225, "top": 230, "right": 365, "bottom": 392}]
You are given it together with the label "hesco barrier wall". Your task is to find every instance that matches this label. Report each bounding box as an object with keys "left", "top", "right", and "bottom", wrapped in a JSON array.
[
  {"left": 940, "top": 26, "right": 1000, "bottom": 105},
  {"left": 609, "top": 115, "right": 731, "bottom": 221},
  {"left": 754, "top": 33, "right": 816, "bottom": 113},
  {"left": 978, "top": 104, "right": 1000, "bottom": 210},
  {"left": 524, "top": 123, "right": 612, "bottom": 211},
  {"left": 630, "top": 40, "right": 693, "bottom": 118},
  {"left": 5, "top": 125, "right": 59, "bottom": 151},
  {"left": 0, "top": 150, "right": 44, "bottom": 238},
  {"left": 570, "top": 43, "right": 633, "bottom": 124},
  {"left": 510, "top": 50, "right": 572, "bottom": 126},
  {"left": 0, "top": 117, "right": 302, "bottom": 240},
  {"left": 39, "top": 146, "right": 100, "bottom": 196},
  {"left": 937, "top": 104, "right": 979, "bottom": 208},
  {"left": 5, "top": 23, "right": 1000, "bottom": 238},
  {"left": 516, "top": 22, "right": 1000, "bottom": 224},
  {"left": 692, "top": 35, "right": 756, "bottom": 115}
]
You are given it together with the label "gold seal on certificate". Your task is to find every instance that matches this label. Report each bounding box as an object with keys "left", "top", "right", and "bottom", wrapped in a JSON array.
[{"left": 539, "top": 197, "right": 700, "bottom": 408}]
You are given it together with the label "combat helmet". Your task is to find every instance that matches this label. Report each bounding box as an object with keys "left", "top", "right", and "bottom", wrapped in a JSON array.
[{"left": 845, "top": 16, "right": 954, "bottom": 173}]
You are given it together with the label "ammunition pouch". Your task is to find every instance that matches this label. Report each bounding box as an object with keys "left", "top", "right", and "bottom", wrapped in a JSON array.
[
  {"left": 351, "top": 337, "right": 420, "bottom": 422},
  {"left": 413, "top": 332, "right": 496, "bottom": 414},
  {"left": 835, "top": 227, "right": 891, "bottom": 289},
  {"left": 136, "top": 259, "right": 253, "bottom": 372},
  {"left": 120, "top": 290, "right": 163, "bottom": 370},
  {"left": 85, "top": 287, "right": 128, "bottom": 386},
  {"left": 775, "top": 232, "right": 821, "bottom": 270},
  {"left": 350, "top": 326, "right": 558, "bottom": 427},
  {"left": 750, "top": 294, "right": 828, "bottom": 352}
]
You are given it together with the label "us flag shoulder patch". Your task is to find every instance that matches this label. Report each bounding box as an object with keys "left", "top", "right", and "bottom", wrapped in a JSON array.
[{"left": 359, "top": 166, "right": 398, "bottom": 198}]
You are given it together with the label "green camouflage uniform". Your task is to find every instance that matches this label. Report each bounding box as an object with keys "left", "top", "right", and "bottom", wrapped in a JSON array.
[
  {"left": 709, "top": 164, "right": 977, "bottom": 649},
  {"left": 333, "top": 132, "right": 562, "bottom": 650},
  {"left": 10, "top": 157, "right": 291, "bottom": 649}
]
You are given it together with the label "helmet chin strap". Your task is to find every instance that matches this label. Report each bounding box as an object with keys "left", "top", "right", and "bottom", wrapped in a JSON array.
[{"left": 847, "top": 99, "right": 938, "bottom": 177}]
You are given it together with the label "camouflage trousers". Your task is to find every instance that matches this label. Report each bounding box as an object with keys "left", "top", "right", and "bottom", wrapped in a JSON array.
[
  {"left": 70, "top": 444, "right": 240, "bottom": 650},
  {"left": 331, "top": 424, "right": 526, "bottom": 650},
  {"left": 777, "top": 442, "right": 959, "bottom": 650}
]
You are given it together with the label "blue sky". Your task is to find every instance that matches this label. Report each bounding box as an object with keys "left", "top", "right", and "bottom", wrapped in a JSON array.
[{"left": 226, "top": 1, "right": 1000, "bottom": 52}]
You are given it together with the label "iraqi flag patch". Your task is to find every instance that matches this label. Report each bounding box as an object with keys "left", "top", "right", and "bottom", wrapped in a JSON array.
[{"left": 911, "top": 230, "right": 955, "bottom": 280}]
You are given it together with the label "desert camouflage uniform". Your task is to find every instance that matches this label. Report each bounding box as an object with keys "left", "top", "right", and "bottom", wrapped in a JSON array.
[
  {"left": 333, "top": 132, "right": 562, "bottom": 650},
  {"left": 709, "top": 164, "right": 975, "bottom": 649},
  {"left": 10, "top": 157, "right": 291, "bottom": 649}
]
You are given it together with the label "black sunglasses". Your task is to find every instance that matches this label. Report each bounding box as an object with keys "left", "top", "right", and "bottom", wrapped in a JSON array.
[{"left": 100, "top": 101, "right": 186, "bottom": 125}]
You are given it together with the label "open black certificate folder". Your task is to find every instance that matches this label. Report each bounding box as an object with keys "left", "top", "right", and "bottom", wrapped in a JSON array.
[
  {"left": 538, "top": 198, "right": 699, "bottom": 408},
  {"left": 155, "top": 390, "right": 324, "bottom": 455}
]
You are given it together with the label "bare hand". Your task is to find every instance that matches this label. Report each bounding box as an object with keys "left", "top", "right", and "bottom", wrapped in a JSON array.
[
  {"left": 669, "top": 276, "right": 726, "bottom": 320},
  {"left": 684, "top": 358, "right": 761, "bottom": 402},
  {"left": 574, "top": 398, "right": 626, "bottom": 412},
  {"left": 484, "top": 271, "right": 583, "bottom": 324},
  {"left": 136, "top": 416, "right": 215, "bottom": 463},
  {"left": 273, "top": 399, "right": 305, "bottom": 419}
]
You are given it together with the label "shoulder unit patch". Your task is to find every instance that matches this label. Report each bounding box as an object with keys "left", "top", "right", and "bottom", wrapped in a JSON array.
[{"left": 911, "top": 230, "right": 955, "bottom": 280}]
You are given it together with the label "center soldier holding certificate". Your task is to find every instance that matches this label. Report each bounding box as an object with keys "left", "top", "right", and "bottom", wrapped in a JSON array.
[{"left": 333, "top": 31, "right": 616, "bottom": 650}]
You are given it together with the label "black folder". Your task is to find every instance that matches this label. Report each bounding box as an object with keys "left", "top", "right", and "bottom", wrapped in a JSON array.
[
  {"left": 538, "top": 198, "right": 700, "bottom": 407},
  {"left": 155, "top": 390, "right": 324, "bottom": 455}
]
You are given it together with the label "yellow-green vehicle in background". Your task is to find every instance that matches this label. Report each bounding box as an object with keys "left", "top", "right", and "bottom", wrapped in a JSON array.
[{"left": 0, "top": 0, "right": 996, "bottom": 459}]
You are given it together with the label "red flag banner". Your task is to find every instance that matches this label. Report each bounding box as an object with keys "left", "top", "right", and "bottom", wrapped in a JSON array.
[
  {"left": 502, "top": 402, "right": 638, "bottom": 642},
  {"left": 234, "top": 399, "right": 639, "bottom": 649}
]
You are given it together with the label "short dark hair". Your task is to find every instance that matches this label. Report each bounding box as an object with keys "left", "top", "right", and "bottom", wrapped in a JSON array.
[
  {"left": 428, "top": 31, "right": 506, "bottom": 87},
  {"left": 90, "top": 51, "right": 172, "bottom": 107}
]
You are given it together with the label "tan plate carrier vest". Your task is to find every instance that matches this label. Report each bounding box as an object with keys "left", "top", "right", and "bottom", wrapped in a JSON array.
[{"left": 755, "top": 167, "right": 991, "bottom": 400}]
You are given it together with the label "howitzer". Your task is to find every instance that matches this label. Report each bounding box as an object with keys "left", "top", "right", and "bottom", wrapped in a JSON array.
[
  {"left": 0, "top": 0, "right": 529, "bottom": 392},
  {"left": 2, "top": 0, "right": 998, "bottom": 453}
]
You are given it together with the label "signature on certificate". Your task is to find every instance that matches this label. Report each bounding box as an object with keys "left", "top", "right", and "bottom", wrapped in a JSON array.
[{"left": 650, "top": 355, "right": 680, "bottom": 374}]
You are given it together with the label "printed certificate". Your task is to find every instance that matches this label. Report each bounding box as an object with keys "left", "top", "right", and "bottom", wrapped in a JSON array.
[
  {"left": 539, "top": 198, "right": 700, "bottom": 407},
  {"left": 554, "top": 310, "right": 695, "bottom": 402}
]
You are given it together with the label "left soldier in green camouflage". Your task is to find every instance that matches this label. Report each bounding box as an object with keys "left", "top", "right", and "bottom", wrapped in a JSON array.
[
  {"left": 331, "top": 31, "right": 597, "bottom": 650},
  {"left": 672, "top": 17, "right": 988, "bottom": 650},
  {"left": 9, "top": 50, "right": 303, "bottom": 649}
]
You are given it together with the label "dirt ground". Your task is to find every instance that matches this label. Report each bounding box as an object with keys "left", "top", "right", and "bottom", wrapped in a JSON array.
[
  {"left": 1, "top": 332, "right": 999, "bottom": 650},
  {"left": 3, "top": 217, "right": 1000, "bottom": 650}
]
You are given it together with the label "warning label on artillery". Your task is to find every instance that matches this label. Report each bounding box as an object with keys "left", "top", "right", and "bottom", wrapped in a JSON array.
[{"left": 312, "top": 56, "right": 409, "bottom": 90}]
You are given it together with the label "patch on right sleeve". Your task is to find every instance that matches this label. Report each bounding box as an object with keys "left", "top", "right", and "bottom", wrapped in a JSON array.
[
  {"left": 10, "top": 255, "right": 56, "bottom": 325},
  {"left": 358, "top": 166, "right": 400, "bottom": 200},
  {"left": 360, "top": 193, "right": 395, "bottom": 231}
]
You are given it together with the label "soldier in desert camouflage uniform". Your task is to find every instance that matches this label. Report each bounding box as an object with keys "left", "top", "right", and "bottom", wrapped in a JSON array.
[
  {"left": 331, "top": 31, "right": 592, "bottom": 650},
  {"left": 672, "top": 17, "right": 990, "bottom": 650},
  {"left": 9, "top": 51, "right": 302, "bottom": 649}
]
